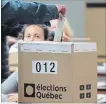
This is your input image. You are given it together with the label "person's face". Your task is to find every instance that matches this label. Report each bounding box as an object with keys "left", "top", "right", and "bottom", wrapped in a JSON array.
[{"left": 24, "top": 25, "right": 45, "bottom": 41}]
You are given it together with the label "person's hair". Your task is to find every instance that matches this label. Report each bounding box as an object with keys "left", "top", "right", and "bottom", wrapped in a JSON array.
[
  {"left": 48, "top": 31, "right": 55, "bottom": 41},
  {"left": 19, "top": 24, "right": 49, "bottom": 40}
]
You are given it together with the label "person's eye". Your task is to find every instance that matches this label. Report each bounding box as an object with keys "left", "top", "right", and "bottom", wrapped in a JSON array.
[
  {"left": 35, "top": 34, "right": 40, "bottom": 38},
  {"left": 36, "top": 35, "right": 40, "bottom": 38},
  {"left": 26, "top": 34, "right": 30, "bottom": 38},
  {"left": 27, "top": 35, "right": 30, "bottom": 38}
]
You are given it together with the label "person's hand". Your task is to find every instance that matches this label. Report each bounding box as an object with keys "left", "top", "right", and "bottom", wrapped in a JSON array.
[
  {"left": 56, "top": 4, "right": 66, "bottom": 16},
  {"left": 7, "top": 93, "right": 18, "bottom": 102},
  {"left": 62, "top": 31, "right": 71, "bottom": 42}
]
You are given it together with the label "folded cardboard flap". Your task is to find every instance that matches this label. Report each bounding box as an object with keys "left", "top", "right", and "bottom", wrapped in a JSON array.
[
  {"left": 9, "top": 52, "right": 18, "bottom": 65},
  {"left": 9, "top": 65, "right": 18, "bottom": 72},
  {"left": 19, "top": 42, "right": 96, "bottom": 53}
]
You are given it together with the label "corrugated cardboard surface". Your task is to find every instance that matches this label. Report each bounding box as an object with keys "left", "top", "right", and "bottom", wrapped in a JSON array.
[
  {"left": 9, "top": 52, "right": 18, "bottom": 72},
  {"left": 9, "top": 52, "right": 18, "bottom": 65},
  {"left": 72, "top": 52, "right": 97, "bottom": 103},
  {"left": 18, "top": 43, "right": 97, "bottom": 103},
  {"left": 19, "top": 53, "right": 73, "bottom": 103},
  {"left": 85, "top": 8, "right": 106, "bottom": 56}
]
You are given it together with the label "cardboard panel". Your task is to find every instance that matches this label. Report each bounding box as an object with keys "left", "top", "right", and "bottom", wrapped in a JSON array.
[{"left": 85, "top": 8, "right": 106, "bottom": 56}]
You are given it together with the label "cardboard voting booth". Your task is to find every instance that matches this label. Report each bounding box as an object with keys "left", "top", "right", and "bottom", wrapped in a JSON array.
[
  {"left": 18, "top": 42, "right": 97, "bottom": 103},
  {"left": 9, "top": 52, "right": 18, "bottom": 72}
]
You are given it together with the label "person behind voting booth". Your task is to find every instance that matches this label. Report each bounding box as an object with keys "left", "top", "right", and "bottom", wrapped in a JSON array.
[
  {"left": 22, "top": 24, "right": 49, "bottom": 41},
  {"left": 1, "top": 0, "right": 66, "bottom": 83}
]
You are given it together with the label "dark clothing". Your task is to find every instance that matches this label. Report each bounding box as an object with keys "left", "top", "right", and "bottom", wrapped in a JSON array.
[
  {"left": 1, "top": 0, "right": 59, "bottom": 83},
  {"left": 1, "top": 37, "right": 10, "bottom": 83}
]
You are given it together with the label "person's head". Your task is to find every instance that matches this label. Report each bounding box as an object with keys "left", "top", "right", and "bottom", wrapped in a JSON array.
[{"left": 20, "top": 24, "right": 49, "bottom": 41}]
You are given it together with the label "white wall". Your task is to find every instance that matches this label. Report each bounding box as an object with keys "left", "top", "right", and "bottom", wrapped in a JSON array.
[{"left": 87, "top": 0, "right": 106, "bottom": 3}]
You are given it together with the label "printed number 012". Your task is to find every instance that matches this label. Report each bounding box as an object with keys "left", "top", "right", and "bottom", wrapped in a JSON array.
[{"left": 36, "top": 62, "right": 55, "bottom": 72}]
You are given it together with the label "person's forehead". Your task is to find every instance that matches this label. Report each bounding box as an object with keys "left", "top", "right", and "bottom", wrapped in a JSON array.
[{"left": 25, "top": 25, "right": 43, "bottom": 31}]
